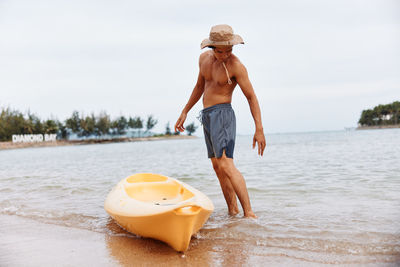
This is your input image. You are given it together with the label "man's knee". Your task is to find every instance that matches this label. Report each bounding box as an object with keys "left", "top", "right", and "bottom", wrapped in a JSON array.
[
  {"left": 212, "top": 163, "right": 220, "bottom": 173},
  {"left": 211, "top": 159, "right": 220, "bottom": 173},
  {"left": 217, "top": 158, "right": 233, "bottom": 177}
]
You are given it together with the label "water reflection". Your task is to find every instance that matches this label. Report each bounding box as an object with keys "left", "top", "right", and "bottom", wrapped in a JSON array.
[
  {"left": 105, "top": 215, "right": 254, "bottom": 267},
  {"left": 105, "top": 217, "right": 215, "bottom": 266}
]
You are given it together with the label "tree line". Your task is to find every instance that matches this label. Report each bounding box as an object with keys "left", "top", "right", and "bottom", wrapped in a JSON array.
[
  {"left": 0, "top": 107, "right": 198, "bottom": 142},
  {"left": 358, "top": 101, "right": 400, "bottom": 127}
]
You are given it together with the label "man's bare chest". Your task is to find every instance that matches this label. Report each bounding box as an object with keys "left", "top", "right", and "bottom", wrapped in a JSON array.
[{"left": 201, "top": 63, "right": 233, "bottom": 86}]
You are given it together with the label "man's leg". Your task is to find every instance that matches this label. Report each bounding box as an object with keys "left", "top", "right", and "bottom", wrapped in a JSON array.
[
  {"left": 211, "top": 157, "right": 239, "bottom": 215},
  {"left": 215, "top": 151, "right": 257, "bottom": 218}
]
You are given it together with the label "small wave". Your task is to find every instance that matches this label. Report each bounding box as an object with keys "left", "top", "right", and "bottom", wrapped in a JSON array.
[
  {"left": 104, "top": 217, "right": 139, "bottom": 238},
  {"left": 0, "top": 206, "right": 106, "bottom": 233},
  {"left": 176, "top": 177, "right": 195, "bottom": 182},
  {"left": 247, "top": 187, "right": 266, "bottom": 193},
  {"left": 0, "top": 176, "right": 19, "bottom": 182},
  {"left": 197, "top": 226, "right": 400, "bottom": 265},
  {"left": 70, "top": 187, "right": 95, "bottom": 195},
  {"left": 198, "top": 214, "right": 400, "bottom": 259},
  {"left": 25, "top": 184, "right": 67, "bottom": 193},
  {"left": 0, "top": 188, "right": 13, "bottom": 193},
  {"left": 39, "top": 184, "right": 65, "bottom": 190}
]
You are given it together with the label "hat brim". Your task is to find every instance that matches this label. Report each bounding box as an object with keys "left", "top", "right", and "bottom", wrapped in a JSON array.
[{"left": 200, "top": 34, "right": 244, "bottom": 49}]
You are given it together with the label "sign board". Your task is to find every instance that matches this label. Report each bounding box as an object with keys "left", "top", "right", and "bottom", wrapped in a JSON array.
[{"left": 12, "top": 134, "right": 57, "bottom": 143}]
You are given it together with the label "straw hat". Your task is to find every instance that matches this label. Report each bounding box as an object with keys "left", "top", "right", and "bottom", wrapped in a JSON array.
[{"left": 200, "top": 24, "right": 244, "bottom": 49}]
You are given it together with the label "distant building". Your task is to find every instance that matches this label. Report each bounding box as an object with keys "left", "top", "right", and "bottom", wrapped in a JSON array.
[{"left": 381, "top": 114, "right": 393, "bottom": 120}]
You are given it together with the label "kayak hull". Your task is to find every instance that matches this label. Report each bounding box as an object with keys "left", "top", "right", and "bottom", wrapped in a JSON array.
[{"left": 104, "top": 173, "right": 214, "bottom": 251}]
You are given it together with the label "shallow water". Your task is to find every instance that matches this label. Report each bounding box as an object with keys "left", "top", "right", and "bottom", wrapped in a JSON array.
[{"left": 1, "top": 129, "right": 399, "bottom": 265}]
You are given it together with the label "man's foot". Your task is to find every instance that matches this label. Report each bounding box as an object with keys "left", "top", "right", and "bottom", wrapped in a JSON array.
[
  {"left": 228, "top": 209, "right": 239, "bottom": 216},
  {"left": 228, "top": 206, "right": 239, "bottom": 216},
  {"left": 244, "top": 211, "right": 257, "bottom": 218}
]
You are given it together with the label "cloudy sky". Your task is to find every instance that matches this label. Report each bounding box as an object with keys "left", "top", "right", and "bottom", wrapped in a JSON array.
[{"left": 1, "top": 0, "right": 399, "bottom": 134}]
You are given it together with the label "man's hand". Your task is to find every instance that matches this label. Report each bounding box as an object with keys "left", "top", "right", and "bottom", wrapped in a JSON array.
[
  {"left": 252, "top": 130, "right": 266, "bottom": 156},
  {"left": 174, "top": 112, "right": 187, "bottom": 132}
]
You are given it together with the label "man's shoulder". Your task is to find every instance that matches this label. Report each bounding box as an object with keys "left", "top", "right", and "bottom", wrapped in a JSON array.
[
  {"left": 229, "top": 54, "right": 246, "bottom": 72},
  {"left": 229, "top": 54, "right": 242, "bottom": 65},
  {"left": 198, "top": 51, "right": 213, "bottom": 67},
  {"left": 199, "top": 50, "right": 213, "bottom": 60}
]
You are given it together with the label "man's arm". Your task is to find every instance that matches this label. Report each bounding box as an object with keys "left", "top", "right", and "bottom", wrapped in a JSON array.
[
  {"left": 235, "top": 62, "right": 266, "bottom": 156},
  {"left": 174, "top": 58, "right": 205, "bottom": 132}
]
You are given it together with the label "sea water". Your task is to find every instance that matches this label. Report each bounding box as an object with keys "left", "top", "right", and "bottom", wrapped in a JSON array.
[{"left": 0, "top": 129, "right": 399, "bottom": 265}]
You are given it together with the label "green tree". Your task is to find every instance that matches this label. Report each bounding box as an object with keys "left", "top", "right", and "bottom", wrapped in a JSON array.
[
  {"left": 185, "top": 122, "right": 198, "bottom": 136},
  {"left": 43, "top": 119, "right": 59, "bottom": 134},
  {"left": 165, "top": 122, "right": 172, "bottom": 135},
  {"left": 128, "top": 117, "right": 135, "bottom": 129},
  {"left": 129, "top": 116, "right": 143, "bottom": 130},
  {"left": 96, "top": 112, "right": 111, "bottom": 136},
  {"left": 145, "top": 115, "right": 158, "bottom": 133},
  {"left": 128, "top": 116, "right": 143, "bottom": 137},
  {"left": 359, "top": 109, "right": 374, "bottom": 126},
  {"left": 113, "top": 116, "right": 128, "bottom": 135},
  {"left": 0, "top": 107, "right": 27, "bottom": 141},
  {"left": 56, "top": 120, "right": 68, "bottom": 139},
  {"left": 358, "top": 101, "right": 400, "bottom": 126},
  {"left": 392, "top": 101, "right": 400, "bottom": 124},
  {"left": 27, "top": 112, "right": 44, "bottom": 134},
  {"left": 65, "top": 111, "right": 81, "bottom": 134},
  {"left": 110, "top": 119, "right": 118, "bottom": 135},
  {"left": 80, "top": 114, "right": 96, "bottom": 137},
  {"left": 22, "top": 111, "right": 34, "bottom": 134}
]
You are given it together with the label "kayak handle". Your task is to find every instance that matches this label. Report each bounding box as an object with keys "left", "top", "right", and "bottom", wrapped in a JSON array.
[{"left": 173, "top": 204, "right": 201, "bottom": 215}]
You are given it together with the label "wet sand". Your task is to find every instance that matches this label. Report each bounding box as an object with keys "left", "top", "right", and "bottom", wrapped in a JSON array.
[
  {"left": 1, "top": 215, "right": 398, "bottom": 267},
  {"left": 0, "top": 215, "right": 288, "bottom": 267}
]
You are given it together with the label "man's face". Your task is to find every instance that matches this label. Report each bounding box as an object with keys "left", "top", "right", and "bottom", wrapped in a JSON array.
[{"left": 213, "top": 45, "right": 233, "bottom": 62}]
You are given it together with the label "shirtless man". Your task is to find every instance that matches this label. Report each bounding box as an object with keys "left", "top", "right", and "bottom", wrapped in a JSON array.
[{"left": 174, "top": 24, "right": 266, "bottom": 218}]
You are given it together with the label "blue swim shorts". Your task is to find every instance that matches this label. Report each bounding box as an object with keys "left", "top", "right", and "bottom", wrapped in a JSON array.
[{"left": 201, "top": 103, "right": 236, "bottom": 159}]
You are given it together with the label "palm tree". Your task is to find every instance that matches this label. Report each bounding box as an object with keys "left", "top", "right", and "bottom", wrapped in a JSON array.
[
  {"left": 80, "top": 114, "right": 96, "bottom": 137},
  {"left": 129, "top": 116, "right": 143, "bottom": 137},
  {"left": 43, "top": 119, "right": 59, "bottom": 134},
  {"left": 165, "top": 122, "right": 172, "bottom": 135},
  {"left": 56, "top": 120, "right": 68, "bottom": 139},
  {"left": 65, "top": 111, "right": 81, "bottom": 134},
  {"left": 185, "top": 122, "right": 198, "bottom": 136},
  {"left": 115, "top": 116, "right": 128, "bottom": 135},
  {"left": 392, "top": 101, "right": 400, "bottom": 125},
  {"left": 96, "top": 112, "right": 111, "bottom": 137},
  {"left": 146, "top": 115, "right": 158, "bottom": 134}
]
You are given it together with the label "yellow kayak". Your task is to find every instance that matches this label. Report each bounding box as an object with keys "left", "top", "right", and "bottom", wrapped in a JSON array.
[{"left": 104, "top": 173, "right": 214, "bottom": 252}]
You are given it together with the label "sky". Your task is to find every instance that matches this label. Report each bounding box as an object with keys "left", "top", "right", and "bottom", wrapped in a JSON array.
[{"left": 0, "top": 0, "right": 399, "bottom": 135}]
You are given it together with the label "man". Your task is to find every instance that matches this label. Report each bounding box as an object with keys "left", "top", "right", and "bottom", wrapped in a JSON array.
[{"left": 174, "top": 24, "right": 265, "bottom": 218}]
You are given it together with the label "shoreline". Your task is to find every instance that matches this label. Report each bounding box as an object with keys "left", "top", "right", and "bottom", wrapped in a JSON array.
[
  {"left": 0, "top": 214, "right": 310, "bottom": 267},
  {"left": 0, "top": 135, "right": 197, "bottom": 151},
  {"left": 3, "top": 214, "right": 394, "bottom": 266},
  {"left": 356, "top": 124, "right": 400, "bottom": 130}
]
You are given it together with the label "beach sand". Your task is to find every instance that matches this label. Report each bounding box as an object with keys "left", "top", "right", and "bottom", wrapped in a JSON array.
[
  {"left": 0, "top": 215, "right": 271, "bottom": 267},
  {"left": 0, "top": 135, "right": 196, "bottom": 151},
  {"left": 1, "top": 215, "right": 398, "bottom": 267},
  {"left": 0, "top": 215, "right": 289, "bottom": 267}
]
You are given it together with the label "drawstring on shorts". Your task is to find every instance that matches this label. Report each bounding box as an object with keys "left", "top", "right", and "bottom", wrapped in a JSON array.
[{"left": 197, "top": 110, "right": 203, "bottom": 125}]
